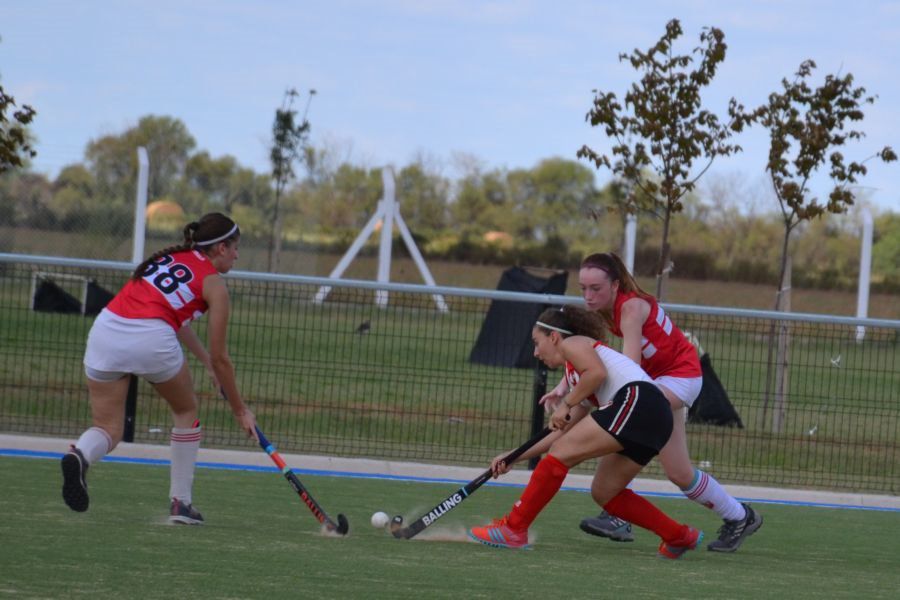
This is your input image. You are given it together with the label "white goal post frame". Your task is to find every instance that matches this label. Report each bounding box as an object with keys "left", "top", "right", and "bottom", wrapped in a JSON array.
[{"left": 313, "top": 167, "right": 448, "bottom": 312}]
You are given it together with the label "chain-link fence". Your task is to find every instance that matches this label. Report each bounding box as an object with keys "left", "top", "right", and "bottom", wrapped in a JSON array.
[{"left": 2, "top": 254, "right": 898, "bottom": 494}]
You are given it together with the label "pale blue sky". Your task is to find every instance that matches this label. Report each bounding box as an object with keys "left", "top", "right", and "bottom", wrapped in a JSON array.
[{"left": 3, "top": 0, "right": 899, "bottom": 211}]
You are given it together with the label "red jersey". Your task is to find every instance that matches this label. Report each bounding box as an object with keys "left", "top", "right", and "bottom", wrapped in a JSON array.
[
  {"left": 609, "top": 290, "right": 701, "bottom": 379},
  {"left": 106, "top": 249, "right": 219, "bottom": 330}
]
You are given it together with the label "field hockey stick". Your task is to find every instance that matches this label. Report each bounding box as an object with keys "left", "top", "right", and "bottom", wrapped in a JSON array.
[
  {"left": 390, "top": 426, "right": 553, "bottom": 539},
  {"left": 255, "top": 425, "right": 350, "bottom": 535}
]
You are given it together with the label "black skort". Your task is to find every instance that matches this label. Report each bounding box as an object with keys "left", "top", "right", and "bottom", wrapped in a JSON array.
[{"left": 590, "top": 380, "right": 673, "bottom": 466}]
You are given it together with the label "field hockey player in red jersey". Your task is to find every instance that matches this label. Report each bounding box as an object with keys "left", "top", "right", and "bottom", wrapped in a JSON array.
[
  {"left": 61, "top": 212, "right": 257, "bottom": 524},
  {"left": 468, "top": 306, "right": 703, "bottom": 558},
  {"left": 559, "top": 252, "right": 761, "bottom": 552}
]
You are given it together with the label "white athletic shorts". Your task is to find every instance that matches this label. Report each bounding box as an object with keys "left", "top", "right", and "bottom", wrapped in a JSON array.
[
  {"left": 83, "top": 308, "right": 184, "bottom": 384},
  {"left": 652, "top": 375, "right": 703, "bottom": 408}
]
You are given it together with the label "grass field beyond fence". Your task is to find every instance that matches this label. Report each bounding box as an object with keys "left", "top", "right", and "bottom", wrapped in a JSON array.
[{"left": 1, "top": 256, "right": 899, "bottom": 494}]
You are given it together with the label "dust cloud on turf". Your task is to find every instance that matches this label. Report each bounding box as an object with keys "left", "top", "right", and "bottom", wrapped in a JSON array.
[
  {"left": 394, "top": 525, "right": 538, "bottom": 544},
  {"left": 368, "top": 506, "right": 543, "bottom": 544},
  {"left": 318, "top": 523, "right": 348, "bottom": 538}
]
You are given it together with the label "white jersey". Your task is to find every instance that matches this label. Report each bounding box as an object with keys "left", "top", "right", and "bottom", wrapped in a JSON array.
[{"left": 565, "top": 341, "right": 653, "bottom": 409}]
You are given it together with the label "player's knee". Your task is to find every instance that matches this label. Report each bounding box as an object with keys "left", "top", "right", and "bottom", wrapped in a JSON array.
[
  {"left": 591, "top": 489, "right": 603, "bottom": 505},
  {"left": 546, "top": 443, "right": 579, "bottom": 468},
  {"left": 168, "top": 396, "right": 198, "bottom": 419},
  {"left": 664, "top": 463, "right": 695, "bottom": 487},
  {"left": 590, "top": 484, "right": 614, "bottom": 507}
]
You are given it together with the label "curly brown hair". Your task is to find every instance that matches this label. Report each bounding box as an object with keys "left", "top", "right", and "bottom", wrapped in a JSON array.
[{"left": 535, "top": 305, "right": 607, "bottom": 342}]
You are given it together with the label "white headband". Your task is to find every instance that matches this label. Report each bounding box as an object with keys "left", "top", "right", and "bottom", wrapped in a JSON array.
[
  {"left": 194, "top": 223, "right": 239, "bottom": 246},
  {"left": 535, "top": 321, "right": 572, "bottom": 335}
]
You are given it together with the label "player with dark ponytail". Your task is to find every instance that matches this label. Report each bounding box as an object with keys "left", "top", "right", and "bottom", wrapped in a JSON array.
[
  {"left": 558, "top": 252, "right": 761, "bottom": 552},
  {"left": 468, "top": 305, "right": 702, "bottom": 558},
  {"left": 61, "top": 212, "right": 256, "bottom": 524}
]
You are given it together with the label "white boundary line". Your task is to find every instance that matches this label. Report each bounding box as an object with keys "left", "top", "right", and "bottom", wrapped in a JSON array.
[{"left": 4, "top": 433, "right": 898, "bottom": 511}]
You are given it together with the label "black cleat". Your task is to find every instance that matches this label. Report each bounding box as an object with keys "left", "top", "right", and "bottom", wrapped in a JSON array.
[
  {"left": 169, "top": 499, "right": 205, "bottom": 525},
  {"left": 579, "top": 510, "right": 635, "bottom": 542},
  {"left": 708, "top": 503, "right": 763, "bottom": 552},
  {"left": 61, "top": 447, "right": 89, "bottom": 512}
]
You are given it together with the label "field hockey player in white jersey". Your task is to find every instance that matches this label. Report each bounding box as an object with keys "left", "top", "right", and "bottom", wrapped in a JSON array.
[
  {"left": 567, "top": 252, "right": 761, "bottom": 552},
  {"left": 61, "top": 212, "right": 257, "bottom": 524},
  {"left": 468, "top": 306, "right": 703, "bottom": 558}
]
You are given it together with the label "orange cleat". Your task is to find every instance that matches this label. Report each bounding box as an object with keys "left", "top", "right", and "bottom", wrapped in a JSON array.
[
  {"left": 658, "top": 525, "right": 703, "bottom": 559},
  {"left": 468, "top": 517, "right": 531, "bottom": 549}
]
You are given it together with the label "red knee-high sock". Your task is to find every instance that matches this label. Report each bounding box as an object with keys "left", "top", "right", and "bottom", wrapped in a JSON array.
[
  {"left": 604, "top": 488, "right": 684, "bottom": 542},
  {"left": 506, "top": 454, "right": 569, "bottom": 531}
]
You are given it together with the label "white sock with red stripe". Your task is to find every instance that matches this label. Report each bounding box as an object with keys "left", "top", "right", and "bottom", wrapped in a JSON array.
[
  {"left": 681, "top": 468, "right": 746, "bottom": 521},
  {"left": 75, "top": 427, "right": 112, "bottom": 465},
  {"left": 169, "top": 423, "right": 202, "bottom": 505}
]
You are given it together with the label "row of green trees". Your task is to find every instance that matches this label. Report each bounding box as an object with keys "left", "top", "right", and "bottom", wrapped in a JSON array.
[
  {"left": 1, "top": 110, "right": 898, "bottom": 291},
  {"left": 0, "top": 114, "right": 612, "bottom": 246}
]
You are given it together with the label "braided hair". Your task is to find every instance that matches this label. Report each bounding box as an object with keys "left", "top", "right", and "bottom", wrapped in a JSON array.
[
  {"left": 132, "top": 212, "right": 240, "bottom": 279},
  {"left": 535, "top": 305, "right": 608, "bottom": 342}
]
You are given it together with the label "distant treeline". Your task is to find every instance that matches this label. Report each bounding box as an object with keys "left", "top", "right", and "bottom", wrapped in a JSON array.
[{"left": 2, "top": 115, "right": 898, "bottom": 293}]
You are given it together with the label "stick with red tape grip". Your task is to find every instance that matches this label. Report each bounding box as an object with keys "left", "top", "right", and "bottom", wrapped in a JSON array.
[{"left": 255, "top": 425, "right": 349, "bottom": 535}]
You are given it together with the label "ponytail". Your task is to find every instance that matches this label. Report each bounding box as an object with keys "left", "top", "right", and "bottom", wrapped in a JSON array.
[
  {"left": 132, "top": 242, "right": 193, "bottom": 279},
  {"left": 132, "top": 212, "right": 240, "bottom": 279}
]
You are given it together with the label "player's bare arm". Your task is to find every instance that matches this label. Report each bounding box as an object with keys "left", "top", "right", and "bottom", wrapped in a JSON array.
[
  {"left": 619, "top": 297, "right": 650, "bottom": 364},
  {"left": 203, "top": 274, "right": 255, "bottom": 436}
]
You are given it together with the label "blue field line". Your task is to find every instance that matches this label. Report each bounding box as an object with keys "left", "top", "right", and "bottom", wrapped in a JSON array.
[{"left": 4, "top": 447, "right": 898, "bottom": 513}]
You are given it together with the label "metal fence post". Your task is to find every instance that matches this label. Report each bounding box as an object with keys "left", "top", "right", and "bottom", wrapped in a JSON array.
[
  {"left": 123, "top": 375, "right": 138, "bottom": 443},
  {"left": 131, "top": 147, "right": 149, "bottom": 266}
]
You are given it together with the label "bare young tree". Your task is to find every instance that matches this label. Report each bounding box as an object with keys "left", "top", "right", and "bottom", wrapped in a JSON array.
[
  {"left": 738, "top": 60, "right": 896, "bottom": 310},
  {"left": 735, "top": 60, "right": 895, "bottom": 433},
  {"left": 578, "top": 18, "right": 745, "bottom": 298},
  {"left": 268, "top": 88, "right": 315, "bottom": 272}
]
